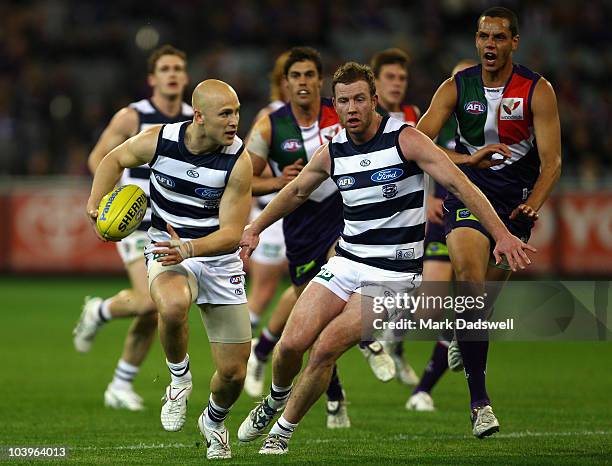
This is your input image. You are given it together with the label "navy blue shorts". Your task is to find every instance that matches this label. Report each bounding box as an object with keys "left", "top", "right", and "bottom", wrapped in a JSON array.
[
  {"left": 444, "top": 198, "right": 533, "bottom": 249},
  {"left": 287, "top": 236, "right": 338, "bottom": 287},
  {"left": 424, "top": 221, "right": 450, "bottom": 262}
]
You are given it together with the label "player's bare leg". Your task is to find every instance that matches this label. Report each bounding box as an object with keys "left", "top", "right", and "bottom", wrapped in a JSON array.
[
  {"left": 407, "top": 259, "right": 453, "bottom": 412},
  {"left": 259, "top": 291, "right": 363, "bottom": 453},
  {"left": 248, "top": 260, "right": 287, "bottom": 329},
  {"left": 150, "top": 271, "right": 193, "bottom": 432},
  {"left": 446, "top": 227, "right": 500, "bottom": 438},
  {"left": 238, "top": 283, "right": 345, "bottom": 442},
  {"left": 199, "top": 339, "right": 250, "bottom": 459}
]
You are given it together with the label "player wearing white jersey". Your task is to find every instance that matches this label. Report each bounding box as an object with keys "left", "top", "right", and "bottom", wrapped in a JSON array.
[
  {"left": 237, "top": 62, "right": 535, "bottom": 455},
  {"left": 73, "top": 45, "right": 191, "bottom": 411},
  {"left": 87, "top": 80, "right": 252, "bottom": 460}
]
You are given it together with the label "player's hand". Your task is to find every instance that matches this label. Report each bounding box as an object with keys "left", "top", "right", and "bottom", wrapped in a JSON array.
[
  {"left": 280, "top": 159, "right": 304, "bottom": 186},
  {"left": 240, "top": 224, "right": 260, "bottom": 259},
  {"left": 492, "top": 233, "right": 537, "bottom": 272},
  {"left": 509, "top": 204, "right": 539, "bottom": 222},
  {"left": 86, "top": 198, "right": 107, "bottom": 241},
  {"left": 466, "top": 144, "right": 512, "bottom": 169},
  {"left": 153, "top": 224, "right": 194, "bottom": 265},
  {"left": 426, "top": 195, "right": 444, "bottom": 225}
]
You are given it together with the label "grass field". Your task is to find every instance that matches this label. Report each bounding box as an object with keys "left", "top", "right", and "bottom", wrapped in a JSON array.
[{"left": 0, "top": 276, "right": 611, "bottom": 464}]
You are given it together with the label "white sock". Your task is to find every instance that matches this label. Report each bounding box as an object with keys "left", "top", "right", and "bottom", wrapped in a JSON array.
[
  {"left": 166, "top": 354, "right": 192, "bottom": 385},
  {"left": 269, "top": 414, "right": 298, "bottom": 439},
  {"left": 204, "top": 394, "right": 230, "bottom": 429},
  {"left": 99, "top": 299, "right": 112, "bottom": 322},
  {"left": 267, "top": 382, "right": 292, "bottom": 410},
  {"left": 110, "top": 359, "right": 139, "bottom": 390},
  {"left": 249, "top": 309, "right": 260, "bottom": 329}
]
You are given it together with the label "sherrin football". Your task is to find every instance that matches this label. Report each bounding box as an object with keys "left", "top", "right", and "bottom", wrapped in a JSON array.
[{"left": 96, "top": 185, "right": 147, "bottom": 241}]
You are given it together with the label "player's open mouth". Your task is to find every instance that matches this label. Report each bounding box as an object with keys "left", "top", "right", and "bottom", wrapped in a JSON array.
[
  {"left": 225, "top": 131, "right": 236, "bottom": 137},
  {"left": 484, "top": 52, "right": 497, "bottom": 65},
  {"left": 347, "top": 117, "right": 360, "bottom": 126},
  {"left": 297, "top": 90, "right": 309, "bottom": 95}
]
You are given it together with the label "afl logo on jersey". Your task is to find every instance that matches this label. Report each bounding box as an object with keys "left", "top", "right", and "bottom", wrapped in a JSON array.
[
  {"left": 154, "top": 173, "right": 175, "bottom": 189},
  {"left": 464, "top": 101, "right": 486, "bottom": 115},
  {"left": 195, "top": 188, "right": 223, "bottom": 199},
  {"left": 186, "top": 169, "right": 199, "bottom": 178},
  {"left": 281, "top": 139, "right": 302, "bottom": 152},
  {"left": 371, "top": 168, "right": 403, "bottom": 183},
  {"left": 337, "top": 176, "right": 355, "bottom": 190}
]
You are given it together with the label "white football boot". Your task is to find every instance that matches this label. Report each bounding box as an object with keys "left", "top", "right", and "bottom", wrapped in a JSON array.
[
  {"left": 405, "top": 391, "right": 435, "bottom": 412},
  {"left": 471, "top": 405, "right": 500, "bottom": 439},
  {"left": 198, "top": 409, "right": 231, "bottom": 459},
  {"left": 160, "top": 382, "right": 192, "bottom": 431},
  {"left": 238, "top": 398, "right": 282, "bottom": 442},
  {"left": 326, "top": 399, "right": 351, "bottom": 429},
  {"left": 244, "top": 345, "right": 266, "bottom": 398},
  {"left": 73, "top": 296, "right": 104, "bottom": 353},
  {"left": 383, "top": 341, "right": 420, "bottom": 385},
  {"left": 259, "top": 434, "right": 289, "bottom": 455},
  {"left": 359, "top": 341, "right": 396, "bottom": 382},
  {"left": 104, "top": 384, "right": 144, "bottom": 411}
]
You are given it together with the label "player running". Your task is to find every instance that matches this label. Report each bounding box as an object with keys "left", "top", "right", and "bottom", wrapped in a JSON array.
[
  {"left": 73, "top": 45, "right": 192, "bottom": 411},
  {"left": 238, "top": 61, "right": 535, "bottom": 455},
  {"left": 415, "top": 7, "right": 561, "bottom": 436}
]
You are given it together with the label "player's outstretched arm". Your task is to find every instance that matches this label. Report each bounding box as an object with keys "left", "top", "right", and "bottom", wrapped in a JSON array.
[
  {"left": 400, "top": 127, "right": 536, "bottom": 271},
  {"left": 87, "top": 107, "right": 139, "bottom": 175},
  {"left": 86, "top": 125, "right": 160, "bottom": 223},
  {"left": 510, "top": 78, "right": 561, "bottom": 220},
  {"left": 417, "top": 78, "right": 510, "bottom": 169},
  {"left": 241, "top": 143, "right": 330, "bottom": 258}
]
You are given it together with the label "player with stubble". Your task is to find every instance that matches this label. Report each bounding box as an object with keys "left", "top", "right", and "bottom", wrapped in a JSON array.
[
  {"left": 416, "top": 6, "right": 561, "bottom": 437},
  {"left": 237, "top": 61, "right": 535, "bottom": 455},
  {"left": 86, "top": 80, "right": 252, "bottom": 460}
]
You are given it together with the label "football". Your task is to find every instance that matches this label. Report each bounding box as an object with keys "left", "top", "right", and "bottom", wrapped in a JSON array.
[{"left": 96, "top": 185, "right": 147, "bottom": 241}]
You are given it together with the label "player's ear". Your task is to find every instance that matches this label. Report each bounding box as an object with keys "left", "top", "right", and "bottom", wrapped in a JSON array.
[
  {"left": 512, "top": 34, "right": 519, "bottom": 52},
  {"left": 147, "top": 73, "right": 156, "bottom": 88}
]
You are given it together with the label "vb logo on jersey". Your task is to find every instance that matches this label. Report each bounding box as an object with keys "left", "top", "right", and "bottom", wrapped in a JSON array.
[
  {"left": 464, "top": 101, "right": 486, "bottom": 115},
  {"left": 500, "top": 98, "right": 523, "bottom": 120},
  {"left": 281, "top": 139, "right": 302, "bottom": 152},
  {"left": 315, "top": 269, "right": 335, "bottom": 282}
]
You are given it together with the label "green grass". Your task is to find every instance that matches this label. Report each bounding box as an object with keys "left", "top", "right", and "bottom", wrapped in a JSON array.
[{"left": 0, "top": 276, "right": 611, "bottom": 464}]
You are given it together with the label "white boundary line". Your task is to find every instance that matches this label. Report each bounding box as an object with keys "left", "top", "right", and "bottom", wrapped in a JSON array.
[{"left": 71, "top": 430, "right": 612, "bottom": 451}]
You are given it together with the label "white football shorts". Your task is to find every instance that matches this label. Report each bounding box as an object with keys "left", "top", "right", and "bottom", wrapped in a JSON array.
[
  {"left": 249, "top": 205, "right": 286, "bottom": 265},
  {"left": 116, "top": 230, "right": 149, "bottom": 265}
]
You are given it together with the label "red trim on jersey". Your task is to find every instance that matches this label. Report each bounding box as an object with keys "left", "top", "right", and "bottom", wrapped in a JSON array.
[
  {"left": 402, "top": 104, "right": 419, "bottom": 127},
  {"left": 319, "top": 103, "right": 340, "bottom": 129},
  {"left": 497, "top": 74, "right": 534, "bottom": 145}
]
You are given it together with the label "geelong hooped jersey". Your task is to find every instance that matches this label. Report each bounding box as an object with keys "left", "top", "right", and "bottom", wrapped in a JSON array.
[
  {"left": 452, "top": 64, "right": 541, "bottom": 215},
  {"left": 268, "top": 98, "right": 343, "bottom": 256},
  {"left": 121, "top": 99, "right": 193, "bottom": 231},
  {"left": 147, "top": 122, "right": 243, "bottom": 252},
  {"left": 329, "top": 116, "right": 426, "bottom": 273}
]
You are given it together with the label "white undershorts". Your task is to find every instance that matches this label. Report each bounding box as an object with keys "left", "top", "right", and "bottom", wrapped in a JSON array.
[
  {"left": 249, "top": 206, "right": 286, "bottom": 265},
  {"left": 116, "top": 230, "right": 148, "bottom": 265}
]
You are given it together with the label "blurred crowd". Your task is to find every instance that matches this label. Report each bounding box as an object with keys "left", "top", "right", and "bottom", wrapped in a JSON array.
[{"left": 0, "top": 0, "right": 610, "bottom": 188}]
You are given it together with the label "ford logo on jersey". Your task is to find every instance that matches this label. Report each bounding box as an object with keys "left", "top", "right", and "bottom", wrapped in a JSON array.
[
  {"left": 195, "top": 187, "right": 223, "bottom": 199},
  {"left": 371, "top": 168, "right": 403, "bottom": 183},
  {"left": 281, "top": 139, "right": 302, "bottom": 152},
  {"left": 464, "top": 101, "right": 486, "bottom": 114},
  {"left": 154, "top": 173, "right": 175, "bottom": 189},
  {"left": 337, "top": 176, "right": 355, "bottom": 189}
]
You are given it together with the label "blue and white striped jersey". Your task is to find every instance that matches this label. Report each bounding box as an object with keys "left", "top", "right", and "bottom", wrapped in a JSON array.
[
  {"left": 329, "top": 116, "right": 426, "bottom": 273},
  {"left": 147, "top": 121, "right": 244, "bottom": 255},
  {"left": 121, "top": 99, "right": 193, "bottom": 231}
]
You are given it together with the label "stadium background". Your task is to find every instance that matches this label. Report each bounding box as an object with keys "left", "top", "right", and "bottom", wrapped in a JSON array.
[{"left": 0, "top": 0, "right": 610, "bottom": 464}]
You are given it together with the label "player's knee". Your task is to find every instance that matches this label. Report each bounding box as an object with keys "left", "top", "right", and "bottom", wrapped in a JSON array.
[
  {"left": 277, "top": 334, "right": 308, "bottom": 360},
  {"left": 157, "top": 296, "right": 189, "bottom": 325},
  {"left": 308, "top": 340, "right": 340, "bottom": 369},
  {"left": 217, "top": 363, "right": 246, "bottom": 386},
  {"left": 453, "top": 262, "right": 485, "bottom": 283}
]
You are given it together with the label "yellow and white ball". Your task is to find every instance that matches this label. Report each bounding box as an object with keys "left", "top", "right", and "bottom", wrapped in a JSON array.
[{"left": 96, "top": 185, "right": 147, "bottom": 241}]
